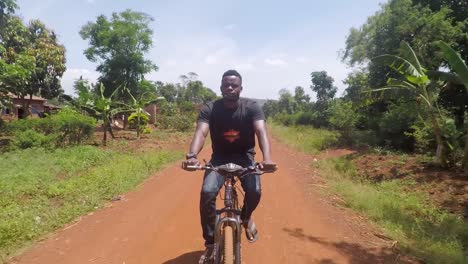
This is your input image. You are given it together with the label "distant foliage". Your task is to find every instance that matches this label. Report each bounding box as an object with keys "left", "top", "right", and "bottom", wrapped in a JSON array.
[
  {"left": 154, "top": 100, "right": 196, "bottom": 132},
  {"left": 156, "top": 114, "right": 193, "bottom": 132}
]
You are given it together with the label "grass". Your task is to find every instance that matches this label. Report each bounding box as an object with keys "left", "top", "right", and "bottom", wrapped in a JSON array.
[
  {"left": 0, "top": 145, "right": 181, "bottom": 262},
  {"left": 319, "top": 158, "right": 468, "bottom": 264},
  {"left": 269, "top": 122, "right": 340, "bottom": 154},
  {"left": 271, "top": 124, "right": 468, "bottom": 264}
]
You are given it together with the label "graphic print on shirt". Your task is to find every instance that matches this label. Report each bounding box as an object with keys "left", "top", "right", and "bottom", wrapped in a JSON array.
[{"left": 223, "top": 129, "right": 240, "bottom": 143}]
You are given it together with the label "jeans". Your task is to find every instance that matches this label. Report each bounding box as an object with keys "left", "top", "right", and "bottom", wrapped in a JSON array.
[{"left": 200, "top": 155, "right": 261, "bottom": 246}]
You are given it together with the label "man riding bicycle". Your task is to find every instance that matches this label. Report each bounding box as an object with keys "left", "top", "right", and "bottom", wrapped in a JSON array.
[{"left": 184, "top": 70, "right": 276, "bottom": 263}]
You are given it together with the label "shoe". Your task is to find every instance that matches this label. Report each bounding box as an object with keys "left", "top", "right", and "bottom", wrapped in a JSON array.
[
  {"left": 198, "top": 245, "right": 214, "bottom": 264},
  {"left": 243, "top": 219, "right": 259, "bottom": 243}
]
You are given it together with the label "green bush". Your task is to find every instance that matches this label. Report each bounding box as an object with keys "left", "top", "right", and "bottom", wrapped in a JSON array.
[
  {"left": 407, "top": 120, "right": 436, "bottom": 154},
  {"left": 177, "top": 101, "right": 197, "bottom": 114},
  {"left": 52, "top": 108, "right": 96, "bottom": 146},
  {"left": 295, "top": 112, "right": 316, "bottom": 126},
  {"left": 275, "top": 112, "right": 298, "bottom": 126},
  {"left": 350, "top": 130, "right": 380, "bottom": 148},
  {"left": 309, "top": 101, "right": 330, "bottom": 128},
  {"left": 158, "top": 101, "right": 178, "bottom": 115},
  {"left": 379, "top": 101, "right": 419, "bottom": 151},
  {"left": 12, "top": 129, "right": 56, "bottom": 149},
  {"left": 329, "top": 100, "right": 360, "bottom": 144},
  {"left": 6, "top": 108, "right": 96, "bottom": 148}
]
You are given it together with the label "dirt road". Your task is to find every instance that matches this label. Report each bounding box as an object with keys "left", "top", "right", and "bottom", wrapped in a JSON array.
[{"left": 9, "top": 138, "right": 407, "bottom": 264}]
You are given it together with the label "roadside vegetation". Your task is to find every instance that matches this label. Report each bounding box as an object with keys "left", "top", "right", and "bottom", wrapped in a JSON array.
[
  {"left": 0, "top": 131, "right": 187, "bottom": 262},
  {"left": 270, "top": 124, "right": 468, "bottom": 264},
  {"left": 319, "top": 157, "right": 468, "bottom": 264},
  {"left": 266, "top": 3, "right": 468, "bottom": 260}
]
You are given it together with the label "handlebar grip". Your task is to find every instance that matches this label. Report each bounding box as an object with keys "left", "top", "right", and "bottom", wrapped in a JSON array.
[
  {"left": 181, "top": 161, "right": 201, "bottom": 171},
  {"left": 261, "top": 163, "right": 278, "bottom": 173}
]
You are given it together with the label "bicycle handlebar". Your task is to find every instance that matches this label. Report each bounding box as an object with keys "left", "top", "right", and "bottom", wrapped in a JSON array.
[{"left": 182, "top": 162, "right": 277, "bottom": 175}]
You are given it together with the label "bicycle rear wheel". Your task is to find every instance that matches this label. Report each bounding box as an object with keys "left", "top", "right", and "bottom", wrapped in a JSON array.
[{"left": 223, "top": 225, "right": 234, "bottom": 264}]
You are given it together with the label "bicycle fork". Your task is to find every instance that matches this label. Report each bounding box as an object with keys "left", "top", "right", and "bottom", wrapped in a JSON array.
[{"left": 213, "top": 177, "right": 242, "bottom": 264}]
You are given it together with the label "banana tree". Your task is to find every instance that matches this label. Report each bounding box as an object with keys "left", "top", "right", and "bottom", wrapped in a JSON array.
[
  {"left": 372, "top": 41, "right": 449, "bottom": 167},
  {"left": 126, "top": 89, "right": 164, "bottom": 139},
  {"left": 78, "top": 83, "right": 126, "bottom": 145},
  {"left": 431, "top": 41, "right": 468, "bottom": 174}
]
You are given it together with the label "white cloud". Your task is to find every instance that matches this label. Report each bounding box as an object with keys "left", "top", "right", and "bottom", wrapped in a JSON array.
[{"left": 264, "top": 58, "right": 287, "bottom": 66}]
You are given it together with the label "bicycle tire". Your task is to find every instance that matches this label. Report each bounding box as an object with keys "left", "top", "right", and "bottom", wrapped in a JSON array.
[{"left": 223, "top": 225, "right": 234, "bottom": 264}]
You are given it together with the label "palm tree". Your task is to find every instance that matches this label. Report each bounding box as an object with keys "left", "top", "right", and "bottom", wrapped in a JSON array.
[{"left": 372, "top": 41, "right": 449, "bottom": 167}]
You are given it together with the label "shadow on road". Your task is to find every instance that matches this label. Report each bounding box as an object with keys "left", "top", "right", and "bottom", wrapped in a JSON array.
[
  {"left": 161, "top": 251, "right": 204, "bottom": 264},
  {"left": 283, "top": 227, "right": 417, "bottom": 264}
]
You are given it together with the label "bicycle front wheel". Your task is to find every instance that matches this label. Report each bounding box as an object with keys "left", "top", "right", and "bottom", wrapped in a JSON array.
[{"left": 223, "top": 225, "right": 234, "bottom": 264}]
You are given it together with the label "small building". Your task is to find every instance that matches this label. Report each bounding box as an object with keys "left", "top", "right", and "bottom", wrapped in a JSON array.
[{"left": 1, "top": 93, "right": 59, "bottom": 121}]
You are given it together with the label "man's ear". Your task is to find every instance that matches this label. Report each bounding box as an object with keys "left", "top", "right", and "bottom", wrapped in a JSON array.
[{"left": 240, "top": 85, "right": 243, "bottom": 91}]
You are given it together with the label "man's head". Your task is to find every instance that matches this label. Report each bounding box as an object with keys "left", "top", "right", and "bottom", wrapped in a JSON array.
[{"left": 220, "top": 70, "right": 242, "bottom": 102}]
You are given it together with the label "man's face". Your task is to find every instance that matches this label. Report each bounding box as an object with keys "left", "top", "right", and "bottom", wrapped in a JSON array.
[{"left": 220, "top": 75, "right": 242, "bottom": 102}]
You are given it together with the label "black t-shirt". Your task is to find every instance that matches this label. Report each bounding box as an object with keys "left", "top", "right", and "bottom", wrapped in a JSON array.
[{"left": 198, "top": 98, "right": 265, "bottom": 157}]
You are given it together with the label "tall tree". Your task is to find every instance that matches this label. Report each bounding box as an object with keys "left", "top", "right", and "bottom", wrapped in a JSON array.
[
  {"left": 262, "top": 99, "right": 279, "bottom": 119},
  {"left": 0, "top": 0, "right": 17, "bottom": 28},
  {"left": 0, "top": 17, "right": 66, "bottom": 117},
  {"left": 27, "top": 19, "right": 66, "bottom": 98},
  {"left": 157, "top": 82, "right": 178, "bottom": 103},
  {"left": 310, "top": 71, "right": 337, "bottom": 102},
  {"left": 73, "top": 76, "right": 93, "bottom": 105},
  {"left": 413, "top": 0, "right": 468, "bottom": 61},
  {"left": 184, "top": 80, "right": 217, "bottom": 104},
  {"left": 80, "top": 9, "right": 157, "bottom": 100},
  {"left": 343, "top": 69, "right": 369, "bottom": 103},
  {"left": 278, "top": 89, "right": 297, "bottom": 114},
  {"left": 293, "top": 86, "right": 310, "bottom": 110},
  {"left": 342, "top": 0, "right": 464, "bottom": 88}
]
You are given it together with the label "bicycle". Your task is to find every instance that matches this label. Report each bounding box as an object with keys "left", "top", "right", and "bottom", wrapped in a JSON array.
[{"left": 183, "top": 162, "right": 276, "bottom": 264}]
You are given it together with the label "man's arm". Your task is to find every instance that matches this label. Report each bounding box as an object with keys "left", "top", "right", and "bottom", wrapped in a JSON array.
[
  {"left": 253, "top": 120, "right": 274, "bottom": 165},
  {"left": 186, "top": 121, "right": 209, "bottom": 165}
]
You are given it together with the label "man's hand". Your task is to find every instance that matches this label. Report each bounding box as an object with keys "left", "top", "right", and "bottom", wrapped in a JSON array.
[
  {"left": 258, "top": 161, "right": 277, "bottom": 172},
  {"left": 182, "top": 157, "right": 200, "bottom": 171}
]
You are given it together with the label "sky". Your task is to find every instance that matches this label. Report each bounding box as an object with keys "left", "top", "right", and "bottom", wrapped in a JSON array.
[{"left": 15, "top": 0, "right": 385, "bottom": 100}]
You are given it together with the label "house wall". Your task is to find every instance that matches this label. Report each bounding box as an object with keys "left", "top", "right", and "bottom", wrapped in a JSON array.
[{"left": 1, "top": 98, "right": 46, "bottom": 120}]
